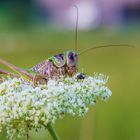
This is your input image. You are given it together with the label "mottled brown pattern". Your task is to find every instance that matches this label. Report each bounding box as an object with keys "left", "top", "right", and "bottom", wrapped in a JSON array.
[{"left": 31, "top": 59, "right": 77, "bottom": 80}]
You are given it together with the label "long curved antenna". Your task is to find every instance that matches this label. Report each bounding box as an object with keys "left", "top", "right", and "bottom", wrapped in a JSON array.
[
  {"left": 79, "top": 44, "right": 135, "bottom": 55},
  {"left": 74, "top": 5, "right": 79, "bottom": 52}
]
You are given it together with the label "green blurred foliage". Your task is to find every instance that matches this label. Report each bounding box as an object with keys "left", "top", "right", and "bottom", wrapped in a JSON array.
[
  {"left": 0, "top": 28, "right": 140, "bottom": 140},
  {"left": 0, "top": 0, "right": 34, "bottom": 30}
]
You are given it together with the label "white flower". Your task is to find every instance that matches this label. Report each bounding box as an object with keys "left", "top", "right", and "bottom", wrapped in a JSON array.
[{"left": 0, "top": 73, "right": 112, "bottom": 140}]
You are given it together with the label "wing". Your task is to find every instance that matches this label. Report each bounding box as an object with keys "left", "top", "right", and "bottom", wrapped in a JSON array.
[
  {"left": 31, "top": 59, "right": 50, "bottom": 75},
  {"left": 31, "top": 53, "right": 66, "bottom": 77}
]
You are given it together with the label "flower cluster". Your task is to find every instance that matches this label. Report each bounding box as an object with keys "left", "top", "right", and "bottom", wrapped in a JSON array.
[{"left": 0, "top": 73, "right": 112, "bottom": 140}]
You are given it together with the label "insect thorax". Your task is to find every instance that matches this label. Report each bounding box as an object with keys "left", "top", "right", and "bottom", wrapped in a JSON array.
[{"left": 31, "top": 51, "right": 78, "bottom": 78}]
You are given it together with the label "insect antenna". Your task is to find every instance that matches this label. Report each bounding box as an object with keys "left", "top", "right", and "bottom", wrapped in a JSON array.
[
  {"left": 79, "top": 44, "right": 135, "bottom": 55},
  {"left": 74, "top": 5, "right": 79, "bottom": 52}
]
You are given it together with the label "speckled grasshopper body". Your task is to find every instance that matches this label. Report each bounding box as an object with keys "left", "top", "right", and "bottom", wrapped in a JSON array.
[
  {"left": 0, "top": 50, "right": 79, "bottom": 85},
  {"left": 31, "top": 50, "right": 78, "bottom": 79}
]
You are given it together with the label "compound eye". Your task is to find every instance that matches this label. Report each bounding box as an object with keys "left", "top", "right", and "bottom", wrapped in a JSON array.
[{"left": 69, "top": 53, "right": 74, "bottom": 60}]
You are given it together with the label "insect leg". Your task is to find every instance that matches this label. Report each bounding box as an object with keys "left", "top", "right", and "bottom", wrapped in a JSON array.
[
  {"left": 33, "top": 74, "right": 48, "bottom": 85},
  {"left": 0, "top": 69, "right": 19, "bottom": 78},
  {"left": 0, "top": 58, "right": 33, "bottom": 81}
]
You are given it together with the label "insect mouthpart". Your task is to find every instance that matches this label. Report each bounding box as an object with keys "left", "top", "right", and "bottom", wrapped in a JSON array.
[{"left": 76, "top": 73, "right": 86, "bottom": 80}]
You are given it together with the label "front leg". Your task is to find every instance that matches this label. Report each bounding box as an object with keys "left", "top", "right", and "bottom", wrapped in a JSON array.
[{"left": 33, "top": 74, "right": 48, "bottom": 85}]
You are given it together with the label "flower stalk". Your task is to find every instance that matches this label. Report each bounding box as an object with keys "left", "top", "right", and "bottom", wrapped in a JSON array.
[{"left": 47, "top": 122, "right": 60, "bottom": 140}]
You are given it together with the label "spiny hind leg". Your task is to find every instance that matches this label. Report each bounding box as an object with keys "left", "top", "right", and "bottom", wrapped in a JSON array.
[
  {"left": 0, "top": 69, "right": 19, "bottom": 78},
  {"left": 0, "top": 69, "right": 47, "bottom": 85},
  {"left": 0, "top": 69, "right": 19, "bottom": 83},
  {"left": 0, "top": 58, "right": 33, "bottom": 81},
  {"left": 0, "top": 77, "right": 4, "bottom": 83},
  {"left": 0, "top": 58, "right": 48, "bottom": 85},
  {"left": 0, "top": 74, "right": 4, "bottom": 83}
]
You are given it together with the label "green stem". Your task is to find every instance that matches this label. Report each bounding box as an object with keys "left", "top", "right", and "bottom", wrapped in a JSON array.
[{"left": 47, "top": 122, "right": 61, "bottom": 140}]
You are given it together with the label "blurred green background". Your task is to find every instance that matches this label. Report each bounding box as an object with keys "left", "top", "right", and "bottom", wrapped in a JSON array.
[
  {"left": 0, "top": 0, "right": 140, "bottom": 140},
  {"left": 0, "top": 28, "right": 140, "bottom": 140}
]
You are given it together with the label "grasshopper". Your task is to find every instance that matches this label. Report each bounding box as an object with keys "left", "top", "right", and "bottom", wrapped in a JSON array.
[
  {"left": 0, "top": 6, "right": 79, "bottom": 85},
  {"left": 0, "top": 50, "right": 78, "bottom": 85},
  {"left": 0, "top": 6, "right": 134, "bottom": 85},
  {"left": 0, "top": 45, "right": 133, "bottom": 85},
  {"left": 0, "top": 48, "right": 79, "bottom": 84}
]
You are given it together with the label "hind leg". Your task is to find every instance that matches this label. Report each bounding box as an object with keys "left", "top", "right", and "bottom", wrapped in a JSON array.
[
  {"left": 0, "top": 69, "right": 19, "bottom": 83},
  {"left": 0, "top": 77, "right": 3, "bottom": 83},
  {"left": 0, "top": 69, "right": 19, "bottom": 78},
  {"left": 0, "top": 58, "right": 33, "bottom": 81},
  {"left": 0, "top": 59, "right": 48, "bottom": 85}
]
